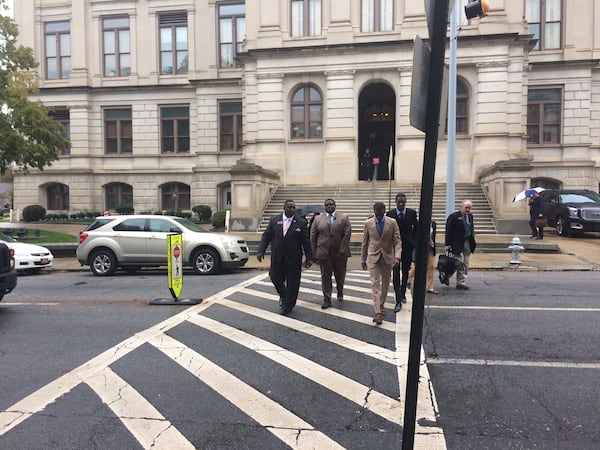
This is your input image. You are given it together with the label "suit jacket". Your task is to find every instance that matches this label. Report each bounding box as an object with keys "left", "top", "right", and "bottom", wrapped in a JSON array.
[
  {"left": 310, "top": 211, "right": 352, "bottom": 260},
  {"left": 257, "top": 213, "right": 312, "bottom": 265},
  {"left": 386, "top": 208, "right": 418, "bottom": 252},
  {"left": 445, "top": 211, "right": 476, "bottom": 255},
  {"left": 361, "top": 216, "right": 402, "bottom": 266}
]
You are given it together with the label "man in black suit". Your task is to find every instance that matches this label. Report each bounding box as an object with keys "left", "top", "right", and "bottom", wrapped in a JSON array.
[
  {"left": 386, "top": 192, "right": 418, "bottom": 312},
  {"left": 257, "top": 199, "right": 313, "bottom": 314},
  {"left": 445, "top": 199, "right": 477, "bottom": 290}
]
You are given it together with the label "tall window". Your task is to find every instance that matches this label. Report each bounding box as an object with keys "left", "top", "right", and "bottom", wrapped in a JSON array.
[
  {"left": 291, "top": 0, "right": 321, "bottom": 37},
  {"left": 446, "top": 79, "right": 469, "bottom": 135},
  {"left": 44, "top": 21, "right": 71, "bottom": 79},
  {"left": 104, "top": 108, "right": 132, "bottom": 154},
  {"left": 526, "top": 0, "right": 561, "bottom": 50},
  {"left": 527, "top": 88, "right": 561, "bottom": 144},
  {"left": 159, "top": 12, "right": 188, "bottom": 74},
  {"left": 103, "top": 17, "right": 131, "bottom": 77},
  {"left": 105, "top": 183, "right": 133, "bottom": 210},
  {"left": 161, "top": 106, "right": 190, "bottom": 153},
  {"left": 219, "top": 3, "right": 245, "bottom": 68},
  {"left": 161, "top": 183, "right": 191, "bottom": 210},
  {"left": 291, "top": 85, "right": 322, "bottom": 139},
  {"left": 47, "top": 183, "right": 69, "bottom": 210},
  {"left": 219, "top": 102, "right": 242, "bottom": 151},
  {"left": 49, "top": 110, "right": 71, "bottom": 155},
  {"left": 361, "top": 0, "right": 393, "bottom": 32}
]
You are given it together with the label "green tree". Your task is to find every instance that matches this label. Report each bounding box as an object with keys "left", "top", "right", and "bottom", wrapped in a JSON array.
[{"left": 0, "top": 1, "right": 69, "bottom": 174}]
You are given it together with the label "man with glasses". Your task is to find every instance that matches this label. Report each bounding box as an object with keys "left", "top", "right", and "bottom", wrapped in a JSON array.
[
  {"left": 310, "top": 198, "right": 352, "bottom": 309},
  {"left": 445, "top": 199, "right": 477, "bottom": 290}
]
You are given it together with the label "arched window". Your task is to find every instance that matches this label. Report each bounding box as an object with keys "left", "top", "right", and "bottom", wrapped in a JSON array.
[
  {"left": 105, "top": 183, "right": 133, "bottom": 210},
  {"left": 446, "top": 78, "right": 469, "bottom": 135},
  {"left": 47, "top": 183, "right": 69, "bottom": 210},
  {"left": 161, "top": 182, "right": 190, "bottom": 210},
  {"left": 290, "top": 85, "right": 322, "bottom": 139}
]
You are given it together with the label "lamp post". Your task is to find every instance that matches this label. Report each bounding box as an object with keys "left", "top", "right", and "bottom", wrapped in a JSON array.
[{"left": 446, "top": 2, "right": 458, "bottom": 218}]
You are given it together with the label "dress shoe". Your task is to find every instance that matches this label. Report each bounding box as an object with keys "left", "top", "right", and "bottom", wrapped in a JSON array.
[
  {"left": 427, "top": 289, "right": 438, "bottom": 294},
  {"left": 400, "top": 296, "right": 407, "bottom": 304},
  {"left": 321, "top": 300, "right": 331, "bottom": 309},
  {"left": 372, "top": 313, "right": 383, "bottom": 325},
  {"left": 456, "top": 284, "right": 470, "bottom": 290},
  {"left": 280, "top": 308, "right": 292, "bottom": 315},
  {"left": 394, "top": 302, "right": 402, "bottom": 313}
]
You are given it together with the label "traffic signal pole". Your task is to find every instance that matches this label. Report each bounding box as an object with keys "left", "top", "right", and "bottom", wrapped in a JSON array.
[{"left": 402, "top": 0, "right": 450, "bottom": 448}]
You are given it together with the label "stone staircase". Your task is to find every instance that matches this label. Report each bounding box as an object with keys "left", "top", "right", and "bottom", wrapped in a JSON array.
[{"left": 257, "top": 183, "right": 496, "bottom": 236}]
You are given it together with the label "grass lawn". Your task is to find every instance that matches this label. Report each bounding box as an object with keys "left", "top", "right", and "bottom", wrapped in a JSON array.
[{"left": 1, "top": 230, "right": 78, "bottom": 244}]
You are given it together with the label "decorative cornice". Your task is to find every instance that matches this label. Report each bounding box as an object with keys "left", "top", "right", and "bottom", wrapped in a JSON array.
[
  {"left": 256, "top": 72, "right": 284, "bottom": 80},
  {"left": 324, "top": 69, "right": 355, "bottom": 77}
]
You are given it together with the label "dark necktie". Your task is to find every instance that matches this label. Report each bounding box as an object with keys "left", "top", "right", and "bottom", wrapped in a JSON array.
[
  {"left": 376, "top": 219, "right": 383, "bottom": 237},
  {"left": 398, "top": 212, "right": 404, "bottom": 220}
]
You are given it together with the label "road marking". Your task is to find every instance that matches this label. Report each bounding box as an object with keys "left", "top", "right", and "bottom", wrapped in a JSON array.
[
  {"left": 223, "top": 293, "right": 398, "bottom": 364},
  {"left": 186, "top": 314, "right": 403, "bottom": 424},
  {"left": 427, "top": 358, "right": 600, "bottom": 369},
  {"left": 426, "top": 305, "right": 600, "bottom": 312},
  {"left": 86, "top": 367, "right": 194, "bottom": 449},
  {"left": 150, "top": 333, "right": 345, "bottom": 449}
]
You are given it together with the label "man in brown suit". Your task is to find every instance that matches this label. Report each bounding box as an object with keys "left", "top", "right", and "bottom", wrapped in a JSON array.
[
  {"left": 361, "top": 202, "right": 402, "bottom": 325},
  {"left": 310, "top": 198, "right": 352, "bottom": 309}
]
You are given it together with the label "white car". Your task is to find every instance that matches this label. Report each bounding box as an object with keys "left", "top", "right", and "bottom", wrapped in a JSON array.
[
  {"left": 76, "top": 215, "right": 249, "bottom": 276},
  {"left": 0, "top": 233, "right": 54, "bottom": 274}
]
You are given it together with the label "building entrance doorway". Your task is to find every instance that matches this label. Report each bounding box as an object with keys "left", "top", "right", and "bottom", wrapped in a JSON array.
[{"left": 358, "top": 83, "right": 396, "bottom": 181}]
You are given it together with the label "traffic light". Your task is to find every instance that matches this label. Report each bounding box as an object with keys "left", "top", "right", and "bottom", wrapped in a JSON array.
[{"left": 464, "top": 0, "right": 490, "bottom": 20}]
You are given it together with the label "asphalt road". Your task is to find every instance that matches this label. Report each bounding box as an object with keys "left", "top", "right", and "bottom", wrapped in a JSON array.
[{"left": 1, "top": 268, "right": 599, "bottom": 449}]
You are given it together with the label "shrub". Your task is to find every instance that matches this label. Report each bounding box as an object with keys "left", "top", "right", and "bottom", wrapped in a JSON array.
[
  {"left": 22, "top": 204, "right": 47, "bottom": 222},
  {"left": 116, "top": 203, "right": 134, "bottom": 214},
  {"left": 211, "top": 210, "right": 227, "bottom": 228},
  {"left": 192, "top": 205, "right": 212, "bottom": 221}
]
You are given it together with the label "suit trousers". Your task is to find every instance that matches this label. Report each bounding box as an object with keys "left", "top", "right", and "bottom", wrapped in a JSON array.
[
  {"left": 392, "top": 248, "right": 412, "bottom": 301},
  {"left": 317, "top": 253, "right": 348, "bottom": 302},
  {"left": 368, "top": 257, "right": 392, "bottom": 314},
  {"left": 408, "top": 247, "right": 435, "bottom": 291},
  {"left": 269, "top": 258, "right": 302, "bottom": 311},
  {"left": 455, "top": 240, "right": 472, "bottom": 286}
]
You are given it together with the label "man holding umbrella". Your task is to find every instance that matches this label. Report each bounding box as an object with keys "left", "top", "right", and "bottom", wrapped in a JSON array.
[{"left": 529, "top": 191, "right": 544, "bottom": 239}]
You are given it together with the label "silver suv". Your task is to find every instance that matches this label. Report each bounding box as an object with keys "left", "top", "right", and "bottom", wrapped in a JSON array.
[{"left": 77, "top": 215, "right": 249, "bottom": 276}]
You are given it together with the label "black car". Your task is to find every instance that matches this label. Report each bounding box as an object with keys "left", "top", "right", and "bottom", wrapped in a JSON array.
[{"left": 540, "top": 189, "right": 600, "bottom": 236}]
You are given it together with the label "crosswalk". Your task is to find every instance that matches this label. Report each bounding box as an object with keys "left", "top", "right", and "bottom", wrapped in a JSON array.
[{"left": 0, "top": 270, "right": 446, "bottom": 449}]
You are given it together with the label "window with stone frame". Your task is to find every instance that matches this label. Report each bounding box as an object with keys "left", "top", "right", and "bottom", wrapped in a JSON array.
[
  {"left": 49, "top": 110, "right": 71, "bottom": 155},
  {"left": 44, "top": 21, "right": 71, "bottom": 79},
  {"left": 219, "top": 102, "right": 243, "bottom": 151},
  {"left": 161, "top": 183, "right": 191, "bottom": 210},
  {"left": 105, "top": 183, "right": 133, "bottom": 211},
  {"left": 445, "top": 78, "right": 469, "bottom": 135},
  {"left": 47, "top": 183, "right": 69, "bottom": 210},
  {"left": 527, "top": 88, "right": 562, "bottom": 145},
  {"left": 159, "top": 12, "right": 188, "bottom": 75},
  {"left": 361, "top": 0, "right": 393, "bottom": 32},
  {"left": 103, "top": 16, "right": 131, "bottom": 77},
  {"left": 219, "top": 3, "right": 245, "bottom": 68},
  {"left": 525, "top": 0, "right": 562, "bottom": 50},
  {"left": 104, "top": 108, "right": 133, "bottom": 154},
  {"left": 161, "top": 106, "right": 190, "bottom": 153},
  {"left": 291, "top": 0, "right": 321, "bottom": 37},
  {"left": 290, "top": 85, "right": 323, "bottom": 139}
]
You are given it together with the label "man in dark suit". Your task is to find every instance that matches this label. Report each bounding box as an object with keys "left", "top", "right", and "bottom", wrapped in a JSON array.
[
  {"left": 445, "top": 199, "right": 477, "bottom": 290},
  {"left": 310, "top": 198, "right": 352, "bottom": 309},
  {"left": 386, "top": 192, "right": 418, "bottom": 312},
  {"left": 361, "top": 202, "right": 402, "bottom": 325},
  {"left": 257, "top": 199, "right": 313, "bottom": 314},
  {"left": 529, "top": 192, "right": 544, "bottom": 239}
]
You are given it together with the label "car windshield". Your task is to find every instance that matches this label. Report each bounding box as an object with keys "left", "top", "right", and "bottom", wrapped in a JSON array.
[
  {"left": 560, "top": 192, "right": 600, "bottom": 204},
  {"left": 0, "top": 232, "right": 17, "bottom": 243},
  {"left": 173, "top": 217, "right": 208, "bottom": 233}
]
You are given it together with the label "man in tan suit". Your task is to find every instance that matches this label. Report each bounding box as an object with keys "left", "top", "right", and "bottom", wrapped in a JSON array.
[
  {"left": 310, "top": 198, "right": 352, "bottom": 309},
  {"left": 361, "top": 202, "right": 402, "bottom": 325}
]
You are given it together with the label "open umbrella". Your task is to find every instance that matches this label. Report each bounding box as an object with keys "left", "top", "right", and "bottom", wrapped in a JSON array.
[{"left": 512, "top": 187, "right": 546, "bottom": 203}]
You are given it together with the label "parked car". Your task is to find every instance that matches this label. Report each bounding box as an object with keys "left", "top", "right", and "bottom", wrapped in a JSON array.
[
  {"left": 0, "top": 232, "right": 54, "bottom": 274},
  {"left": 76, "top": 215, "right": 249, "bottom": 276},
  {"left": 0, "top": 242, "right": 17, "bottom": 302},
  {"left": 540, "top": 189, "right": 600, "bottom": 236}
]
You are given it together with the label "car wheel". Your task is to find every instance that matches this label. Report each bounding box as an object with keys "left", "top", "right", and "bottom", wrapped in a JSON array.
[
  {"left": 191, "top": 248, "right": 221, "bottom": 275},
  {"left": 90, "top": 249, "right": 117, "bottom": 276},
  {"left": 556, "top": 216, "right": 569, "bottom": 237}
]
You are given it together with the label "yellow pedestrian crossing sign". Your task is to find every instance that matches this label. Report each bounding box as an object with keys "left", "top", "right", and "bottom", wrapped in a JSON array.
[{"left": 168, "top": 233, "right": 183, "bottom": 300}]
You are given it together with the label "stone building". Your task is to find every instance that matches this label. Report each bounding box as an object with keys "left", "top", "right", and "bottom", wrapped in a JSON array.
[{"left": 11, "top": 0, "right": 600, "bottom": 232}]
